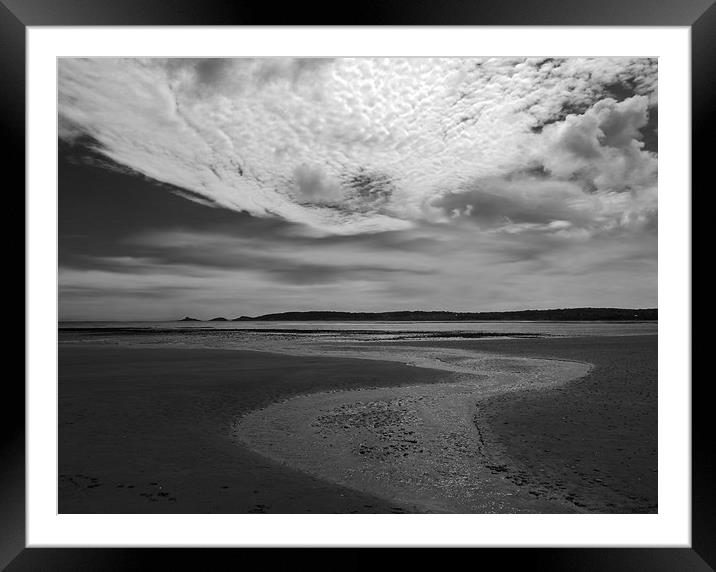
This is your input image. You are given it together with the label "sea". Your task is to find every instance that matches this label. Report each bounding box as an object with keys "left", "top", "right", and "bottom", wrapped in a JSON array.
[
  {"left": 60, "top": 320, "right": 656, "bottom": 334},
  {"left": 59, "top": 320, "right": 657, "bottom": 349}
]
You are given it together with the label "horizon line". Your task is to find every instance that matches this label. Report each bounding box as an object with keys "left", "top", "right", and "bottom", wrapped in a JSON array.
[{"left": 59, "top": 306, "right": 658, "bottom": 323}]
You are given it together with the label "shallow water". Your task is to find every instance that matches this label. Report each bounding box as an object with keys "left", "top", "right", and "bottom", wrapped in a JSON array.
[
  {"left": 234, "top": 352, "right": 592, "bottom": 513},
  {"left": 59, "top": 320, "right": 657, "bottom": 350}
]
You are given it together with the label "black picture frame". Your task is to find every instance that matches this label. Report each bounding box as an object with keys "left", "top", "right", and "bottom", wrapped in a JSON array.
[{"left": 7, "top": 0, "right": 708, "bottom": 568}]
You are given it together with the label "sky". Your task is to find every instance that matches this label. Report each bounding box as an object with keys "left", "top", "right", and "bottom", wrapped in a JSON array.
[{"left": 58, "top": 57, "right": 658, "bottom": 321}]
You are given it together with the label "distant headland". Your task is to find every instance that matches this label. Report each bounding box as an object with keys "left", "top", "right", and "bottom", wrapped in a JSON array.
[{"left": 178, "top": 308, "right": 657, "bottom": 322}]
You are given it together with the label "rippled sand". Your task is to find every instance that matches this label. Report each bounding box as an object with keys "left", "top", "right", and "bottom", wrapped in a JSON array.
[{"left": 235, "top": 350, "right": 591, "bottom": 513}]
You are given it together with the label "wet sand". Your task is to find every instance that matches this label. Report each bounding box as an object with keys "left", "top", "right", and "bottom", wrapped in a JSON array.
[
  {"left": 236, "top": 354, "right": 590, "bottom": 513},
  {"left": 59, "top": 334, "right": 656, "bottom": 513},
  {"left": 59, "top": 346, "right": 446, "bottom": 513},
  {"left": 409, "top": 335, "right": 658, "bottom": 513}
]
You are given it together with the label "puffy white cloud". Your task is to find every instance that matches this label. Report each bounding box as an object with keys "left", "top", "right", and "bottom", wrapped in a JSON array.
[
  {"left": 538, "top": 95, "right": 657, "bottom": 192},
  {"left": 427, "top": 93, "right": 658, "bottom": 238},
  {"left": 58, "top": 57, "right": 657, "bottom": 235}
]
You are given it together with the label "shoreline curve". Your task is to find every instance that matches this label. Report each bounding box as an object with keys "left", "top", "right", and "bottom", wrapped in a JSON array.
[{"left": 233, "top": 348, "right": 592, "bottom": 513}]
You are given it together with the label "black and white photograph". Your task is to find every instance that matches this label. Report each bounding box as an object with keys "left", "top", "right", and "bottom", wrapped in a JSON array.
[{"left": 57, "top": 56, "right": 659, "bottom": 515}]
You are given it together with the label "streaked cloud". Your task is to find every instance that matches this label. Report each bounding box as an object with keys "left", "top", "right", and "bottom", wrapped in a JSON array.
[
  {"left": 58, "top": 57, "right": 657, "bottom": 235},
  {"left": 58, "top": 57, "right": 658, "bottom": 319},
  {"left": 59, "top": 217, "right": 657, "bottom": 320}
]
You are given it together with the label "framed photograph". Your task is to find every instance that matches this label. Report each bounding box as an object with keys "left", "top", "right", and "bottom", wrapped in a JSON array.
[{"left": 10, "top": 0, "right": 707, "bottom": 568}]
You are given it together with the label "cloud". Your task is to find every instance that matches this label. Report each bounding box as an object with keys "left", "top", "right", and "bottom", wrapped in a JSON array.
[
  {"left": 431, "top": 178, "right": 656, "bottom": 238},
  {"left": 538, "top": 95, "right": 657, "bottom": 192},
  {"left": 292, "top": 164, "right": 344, "bottom": 204},
  {"left": 428, "top": 93, "right": 657, "bottom": 241},
  {"left": 58, "top": 57, "right": 657, "bottom": 235},
  {"left": 432, "top": 178, "right": 599, "bottom": 230},
  {"left": 59, "top": 220, "right": 657, "bottom": 320}
]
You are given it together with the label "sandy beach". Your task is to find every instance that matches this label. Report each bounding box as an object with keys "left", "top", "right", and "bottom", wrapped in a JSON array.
[
  {"left": 235, "top": 352, "right": 590, "bottom": 513},
  {"left": 59, "top": 334, "right": 656, "bottom": 513},
  {"left": 59, "top": 345, "right": 449, "bottom": 513},
  {"left": 409, "top": 334, "right": 658, "bottom": 513}
]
